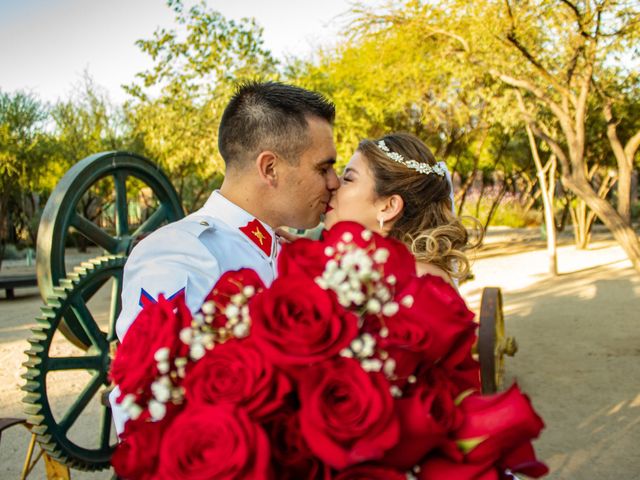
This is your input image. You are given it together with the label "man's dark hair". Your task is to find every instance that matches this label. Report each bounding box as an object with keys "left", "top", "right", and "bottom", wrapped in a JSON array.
[{"left": 218, "top": 81, "right": 335, "bottom": 168}]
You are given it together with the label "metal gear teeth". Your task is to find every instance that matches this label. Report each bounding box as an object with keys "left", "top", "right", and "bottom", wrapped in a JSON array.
[{"left": 21, "top": 254, "right": 126, "bottom": 471}]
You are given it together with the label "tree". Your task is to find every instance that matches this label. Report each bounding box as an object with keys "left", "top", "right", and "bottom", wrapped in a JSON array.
[
  {"left": 518, "top": 90, "right": 559, "bottom": 275},
  {"left": 49, "top": 75, "right": 135, "bottom": 251},
  {"left": 494, "top": 0, "right": 640, "bottom": 270},
  {"left": 51, "top": 74, "right": 131, "bottom": 174},
  {"left": 349, "top": 0, "right": 640, "bottom": 273},
  {"left": 125, "top": 0, "right": 278, "bottom": 211},
  {"left": 0, "top": 90, "right": 48, "bottom": 267},
  {"left": 288, "top": 4, "right": 515, "bottom": 205}
]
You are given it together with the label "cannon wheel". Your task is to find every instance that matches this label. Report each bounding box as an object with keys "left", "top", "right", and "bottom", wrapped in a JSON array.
[
  {"left": 36, "top": 151, "right": 183, "bottom": 348},
  {"left": 23, "top": 255, "right": 125, "bottom": 471},
  {"left": 478, "top": 287, "right": 518, "bottom": 394}
]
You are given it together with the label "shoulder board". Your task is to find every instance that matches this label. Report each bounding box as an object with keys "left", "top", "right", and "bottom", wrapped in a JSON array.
[{"left": 178, "top": 216, "right": 217, "bottom": 238}]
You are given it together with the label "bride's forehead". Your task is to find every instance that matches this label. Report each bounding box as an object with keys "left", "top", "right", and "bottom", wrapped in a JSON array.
[{"left": 347, "top": 151, "right": 367, "bottom": 169}]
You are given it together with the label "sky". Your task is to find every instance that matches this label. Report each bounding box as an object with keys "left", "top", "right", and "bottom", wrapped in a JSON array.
[{"left": 0, "top": 0, "right": 360, "bottom": 104}]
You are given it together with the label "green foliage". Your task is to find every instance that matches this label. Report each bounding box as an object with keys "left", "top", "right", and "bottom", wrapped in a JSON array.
[
  {"left": 0, "top": 90, "right": 48, "bottom": 191},
  {"left": 49, "top": 75, "right": 135, "bottom": 187},
  {"left": 125, "top": 0, "right": 279, "bottom": 210},
  {"left": 303, "top": 0, "right": 639, "bottom": 247},
  {"left": 3, "top": 0, "right": 639, "bottom": 253},
  {"left": 0, "top": 89, "right": 49, "bottom": 249},
  {"left": 288, "top": 9, "right": 507, "bottom": 170},
  {"left": 461, "top": 195, "right": 541, "bottom": 228}
]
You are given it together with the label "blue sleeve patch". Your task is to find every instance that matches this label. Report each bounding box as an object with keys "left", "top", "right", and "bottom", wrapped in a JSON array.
[{"left": 138, "top": 287, "right": 185, "bottom": 307}]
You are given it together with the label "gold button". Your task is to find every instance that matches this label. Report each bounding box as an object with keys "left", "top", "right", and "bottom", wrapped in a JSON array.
[{"left": 199, "top": 220, "right": 209, "bottom": 226}]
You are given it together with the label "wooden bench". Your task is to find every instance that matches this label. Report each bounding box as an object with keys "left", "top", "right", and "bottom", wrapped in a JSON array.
[{"left": 0, "top": 274, "right": 38, "bottom": 299}]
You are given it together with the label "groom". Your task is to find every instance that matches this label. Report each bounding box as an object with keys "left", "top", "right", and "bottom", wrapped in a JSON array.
[{"left": 112, "top": 81, "right": 339, "bottom": 432}]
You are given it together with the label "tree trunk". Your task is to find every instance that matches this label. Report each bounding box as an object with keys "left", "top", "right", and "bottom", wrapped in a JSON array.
[
  {"left": 544, "top": 156, "right": 558, "bottom": 275},
  {"left": 519, "top": 172, "right": 540, "bottom": 215},
  {"left": 617, "top": 159, "right": 632, "bottom": 224},
  {"left": 568, "top": 169, "right": 616, "bottom": 250},
  {"left": 556, "top": 199, "right": 570, "bottom": 232},
  {"left": 455, "top": 126, "right": 489, "bottom": 216},
  {"left": 569, "top": 198, "right": 593, "bottom": 250},
  {"left": 484, "top": 179, "right": 509, "bottom": 230},
  {"left": 524, "top": 121, "right": 558, "bottom": 275},
  {"left": 602, "top": 99, "right": 640, "bottom": 225},
  {"left": 631, "top": 170, "right": 638, "bottom": 212},
  {"left": 565, "top": 175, "right": 640, "bottom": 272},
  {"left": 474, "top": 180, "right": 486, "bottom": 219}
]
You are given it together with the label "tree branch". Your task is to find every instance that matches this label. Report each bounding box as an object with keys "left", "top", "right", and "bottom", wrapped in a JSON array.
[
  {"left": 502, "top": 0, "right": 577, "bottom": 105},
  {"left": 492, "top": 70, "right": 575, "bottom": 137},
  {"left": 600, "top": 92, "right": 639, "bottom": 167},
  {"left": 558, "top": 0, "right": 591, "bottom": 38},
  {"left": 574, "top": 63, "right": 593, "bottom": 164},
  {"left": 624, "top": 130, "right": 640, "bottom": 163},
  {"left": 515, "top": 91, "right": 572, "bottom": 176}
]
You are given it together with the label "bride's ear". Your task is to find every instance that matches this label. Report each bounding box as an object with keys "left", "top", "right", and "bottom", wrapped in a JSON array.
[{"left": 380, "top": 194, "right": 404, "bottom": 223}]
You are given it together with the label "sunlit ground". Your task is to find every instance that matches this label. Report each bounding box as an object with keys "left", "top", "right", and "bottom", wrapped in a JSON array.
[{"left": 461, "top": 235, "right": 640, "bottom": 480}]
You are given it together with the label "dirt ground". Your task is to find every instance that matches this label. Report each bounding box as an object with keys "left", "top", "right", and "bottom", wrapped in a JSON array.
[{"left": 1, "top": 232, "right": 639, "bottom": 479}]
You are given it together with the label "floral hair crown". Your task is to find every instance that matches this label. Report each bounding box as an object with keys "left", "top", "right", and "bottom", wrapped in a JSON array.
[{"left": 376, "top": 140, "right": 446, "bottom": 176}]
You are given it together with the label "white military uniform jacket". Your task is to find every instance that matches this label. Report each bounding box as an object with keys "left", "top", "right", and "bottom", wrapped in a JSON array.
[{"left": 111, "top": 190, "right": 280, "bottom": 434}]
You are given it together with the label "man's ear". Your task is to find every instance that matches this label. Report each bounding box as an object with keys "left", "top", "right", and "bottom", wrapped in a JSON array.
[
  {"left": 255, "top": 151, "right": 278, "bottom": 186},
  {"left": 380, "top": 194, "right": 404, "bottom": 223}
]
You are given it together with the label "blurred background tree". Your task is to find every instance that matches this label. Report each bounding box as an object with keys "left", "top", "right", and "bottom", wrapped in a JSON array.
[
  {"left": 124, "top": 0, "right": 279, "bottom": 211},
  {"left": 2, "top": 0, "right": 638, "bottom": 273},
  {"left": 311, "top": 0, "right": 640, "bottom": 272},
  {"left": 0, "top": 90, "right": 49, "bottom": 268}
]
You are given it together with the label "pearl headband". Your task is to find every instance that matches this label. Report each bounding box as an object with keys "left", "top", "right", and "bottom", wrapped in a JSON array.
[{"left": 376, "top": 140, "right": 447, "bottom": 177}]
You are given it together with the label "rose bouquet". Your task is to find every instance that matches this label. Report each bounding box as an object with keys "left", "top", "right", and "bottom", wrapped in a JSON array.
[{"left": 110, "top": 221, "right": 547, "bottom": 479}]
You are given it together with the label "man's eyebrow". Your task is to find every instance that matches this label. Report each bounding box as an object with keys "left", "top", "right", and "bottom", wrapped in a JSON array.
[{"left": 317, "top": 158, "right": 336, "bottom": 167}]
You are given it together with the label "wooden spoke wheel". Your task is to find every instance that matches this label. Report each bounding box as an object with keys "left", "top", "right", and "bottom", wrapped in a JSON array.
[
  {"left": 478, "top": 287, "right": 518, "bottom": 394},
  {"left": 36, "top": 151, "right": 183, "bottom": 348}
]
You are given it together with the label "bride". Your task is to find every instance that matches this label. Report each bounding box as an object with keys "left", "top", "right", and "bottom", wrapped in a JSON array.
[{"left": 323, "top": 132, "right": 477, "bottom": 288}]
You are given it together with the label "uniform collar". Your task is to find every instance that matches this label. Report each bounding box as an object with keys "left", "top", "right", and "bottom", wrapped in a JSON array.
[{"left": 199, "top": 191, "right": 278, "bottom": 260}]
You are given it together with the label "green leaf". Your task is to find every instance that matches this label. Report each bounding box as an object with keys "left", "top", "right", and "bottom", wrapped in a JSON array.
[
  {"left": 454, "top": 389, "right": 475, "bottom": 406},
  {"left": 456, "top": 436, "right": 489, "bottom": 454}
]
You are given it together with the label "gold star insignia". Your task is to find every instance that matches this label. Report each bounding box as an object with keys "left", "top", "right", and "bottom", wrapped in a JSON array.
[{"left": 252, "top": 228, "right": 266, "bottom": 246}]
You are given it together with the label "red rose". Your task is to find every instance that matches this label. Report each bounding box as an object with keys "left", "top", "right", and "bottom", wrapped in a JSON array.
[
  {"left": 265, "top": 411, "right": 329, "bottom": 480},
  {"left": 250, "top": 275, "right": 358, "bottom": 366},
  {"left": 333, "top": 464, "right": 406, "bottom": 480},
  {"left": 202, "top": 268, "right": 265, "bottom": 328},
  {"left": 381, "top": 275, "right": 476, "bottom": 364},
  {"left": 111, "top": 294, "right": 191, "bottom": 402},
  {"left": 157, "top": 405, "right": 270, "bottom": 479},
  {"left": 454, "top": 384, "right": 545, "bottom": 466},
  {"left": 382, "top": 368, "right": 464, "bottom": 469},
  {"left": 183, "top": 339, "right": 291, "bottom": 421},
  {"left": 440, "top": 330, "right": 481, "bottom": 393},
  {"left": 418, "top": 456, "right": 498, "bottom": 480},
  {"left": 278, "top": 237, "right": 327, "bottom": 279},
  {"left": 298, "top": 358, "right": 400, "bottom": 469},
  {"left": 322, "top": 221, "right": 416, "bottom": 288},
  {"left": 500, "top": 441, "right": 549, "bottom": 478},
  {"left": 112, "top": 418, "right": 165, "bottom": 479}
]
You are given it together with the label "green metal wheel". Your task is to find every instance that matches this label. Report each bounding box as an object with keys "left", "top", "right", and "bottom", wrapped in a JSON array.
[
  {"left": 36, "top": 151, "right": 183, "bottom": 348},
  {"left": 22, "top": 255, "right": 125, "bottom": 471}
]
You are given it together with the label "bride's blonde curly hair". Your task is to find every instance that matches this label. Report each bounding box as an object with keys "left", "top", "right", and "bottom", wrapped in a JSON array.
[{"left": 358, "top": 132, "right": 481, "bottom": 281}]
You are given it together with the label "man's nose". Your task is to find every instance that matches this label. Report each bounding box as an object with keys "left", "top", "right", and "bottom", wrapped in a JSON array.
[{"left": 327, "top": 169, "right": 340, "bottom": 191}]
